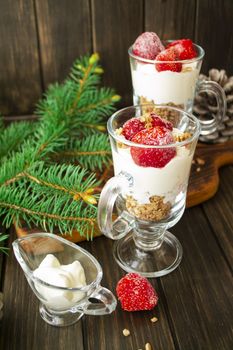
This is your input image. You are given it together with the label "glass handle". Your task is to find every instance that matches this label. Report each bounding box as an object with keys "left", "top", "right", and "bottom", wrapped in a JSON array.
[
  {"left": 78, "top": 286, "right": 117, "bottom": 316},
  {"left": 97, "top": 172, "right": 135, "bottom": 240},
  {"left": 196, "top": 80, "right": 226, "bottom": 137}
]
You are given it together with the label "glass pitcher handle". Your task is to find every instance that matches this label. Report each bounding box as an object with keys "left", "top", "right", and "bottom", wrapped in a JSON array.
[
  {"left": 77, "top": 286, "right": 117, "bottom": 316},
  {"left": 97, "top": 172, "right": 135, "bottom": 240},
  {"left": 196, "top": 80, "right": 226, "bottom": 137}
]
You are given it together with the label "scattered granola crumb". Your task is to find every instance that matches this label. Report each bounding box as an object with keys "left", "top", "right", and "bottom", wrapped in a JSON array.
[
  {"left": 123, "top": 328, "right": 130, "bottom": 337},
  {"left": 196, "top": 157, "right": 205, "bottom": 165},
  {"left": 140, "top": 112, "right": 153, "bottom": 128},
  {"left": 182, "top": 66, "right": 193, "bottom": 73},
  {"left": 126, "top": 195, "right": 171, "bottom": 221},
  {"left": 196, "top": 167, "right": 201, "bottom": 172},
  {"left": 139, "top": 97, "right": 184, "bottom": 120},
  {"left": 173, "top": 132, "right": 191, "bottom": 142},
  {"left": 145, "top": 343, "right": 152, "bottom": 350},
  {"left": 116, "top": 127, "right": 123, "bottom": 135},
  {"left": 150, "top": 316, "right": 158, "bottom": 323}
]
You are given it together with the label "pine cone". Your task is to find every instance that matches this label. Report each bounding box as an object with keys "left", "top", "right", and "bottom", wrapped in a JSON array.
[{"left": 193, "top": 69, "right": 233, "bottom": 143}]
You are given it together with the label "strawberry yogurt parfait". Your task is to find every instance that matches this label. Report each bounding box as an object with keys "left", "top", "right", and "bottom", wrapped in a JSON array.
[
  {"left": 128, "top": 32, "right": 204, "bottom": 113},
  {"left": 109, "top": 106, "right": 199, "bottom": 227},
  {"left": 98, "top": 105, "right": 200, "bottom": 277}
]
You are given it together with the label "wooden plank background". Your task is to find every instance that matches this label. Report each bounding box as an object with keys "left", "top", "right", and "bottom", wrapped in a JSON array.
[{"left": 0, "top": 0, "right": 232, "bottom": 115}]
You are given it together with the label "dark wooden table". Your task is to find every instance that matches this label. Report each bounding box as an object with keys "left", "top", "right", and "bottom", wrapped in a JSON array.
[{"left": 0, "top": 166, "right": 232, "bottom": 350}]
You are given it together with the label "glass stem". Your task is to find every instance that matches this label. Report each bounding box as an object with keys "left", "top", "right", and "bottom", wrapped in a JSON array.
[{"left": 132, "top": 223, "right": 168, "bottom": 251}]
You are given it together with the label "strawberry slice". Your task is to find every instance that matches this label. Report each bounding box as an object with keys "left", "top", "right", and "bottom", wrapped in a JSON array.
[
  {"left": 167, "top": 39, "right": 197, "bottom": 60},
  {"left": 131, "top": 126, "right": 176, "bottom": 168},
  {"left": 156, "top": 48, "right": 182, "bottom": 72},
  {"left": 116, "top": 273, "right": 158, "bottom": 311},
  {"left": 150, "top": 113, "right": 173, "bottom": 131},
  {"left": 122, "top": 117, "right": 145, "bottom": 140}
]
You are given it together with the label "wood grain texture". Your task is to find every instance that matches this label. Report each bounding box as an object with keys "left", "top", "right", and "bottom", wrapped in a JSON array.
[
  {"left": 202, "top": 166, "right": 233, "bottom": 267},
  {"left": 0, "top": 231, "right": 84, "bottom": 350},
  {"left": 160, "top": 205, "right": 233, "bottom": 350},
  {"left": 35, "top": 0, "right": 92, "bottom": 88},
  {"left": 145, "top": 0, "right": 196, "bottom": 40},
  {"left": 0, "top": 168, "right": 233, "bottom": 348},
  {"left": 0, "top": 0, "right": 42, "bottom": 115},
  {"left": 81, "top": 238, "right": 176, "bottom": 350},
  {"left": 195, "top": 0, "right": 233, "bottom": 75},
  {"left": 91, "top": 0, "right": 143, "bottom": 106}
]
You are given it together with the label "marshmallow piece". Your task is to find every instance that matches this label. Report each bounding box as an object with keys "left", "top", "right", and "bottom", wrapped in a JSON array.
[
  {"left": 61, "top": 260, "right": 86, "bottom": 287},
  {"left": 38, "top": 254, "right": 60, "bottom": 268},
  {"left": 34, "top": 267, "right": 72, "bottom": 288}
]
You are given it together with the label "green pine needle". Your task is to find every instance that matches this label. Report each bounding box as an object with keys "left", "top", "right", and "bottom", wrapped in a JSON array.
[
  {"left": 59, "top": 133, "right": 111, "bottom": 171},
  {"left": 0, "top": 121, "right": 37, "bottom": 161},
  {"left": 0, "top": 233, "right": 9, "bottom": 255},
  {"left": 0, "top": 53, "right": 118, "bottom": 238}
]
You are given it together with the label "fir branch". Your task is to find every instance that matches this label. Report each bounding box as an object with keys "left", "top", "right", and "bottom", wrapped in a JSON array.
[
  {"left": 0, "top": 184, "right": 96, "bottom": 237},
  {"left": 23, "top": 162, "right": 99, "bottom": 205},
  {"left": 69, "top": 54, "right": 102, "bottom": 109},
  {"left": 0, "top": 53, "right": 118, "bottom": 238},
  {"left": 70, "top": 88, "right": 120, "bottom": 136},
  {"left": 59, "top": 133, "right": 111, "bottom": 171},
  {"left": 0, "top": 121, "right": 37, "bottom": 161},
  {"left": 0, "top": 144, "right": 36, "bottom": 187}
]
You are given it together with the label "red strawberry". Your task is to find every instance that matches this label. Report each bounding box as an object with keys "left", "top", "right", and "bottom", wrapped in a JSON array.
[
  {"left": 156, "top": 47, "right": 182, "bottom": 72},
  {"left": 132, "top": 32, "right": 165, "bottom": 60},
  {"left": 116, "top": 273, "right": 158, "bottom": 311},
  {"left": 122, "top": 117, "right": 145, "bottom": 140},
  {"left": 150, "top": 113, "right": 173, "bottom": 131},
  {"left": 130, "top": 126, "right": 176, "bottom": 168},
  {"left": 167, "top": 39, "right": 197, "bottom": 60}
]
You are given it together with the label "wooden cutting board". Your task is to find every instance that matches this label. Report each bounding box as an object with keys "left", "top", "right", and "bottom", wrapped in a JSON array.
[{"left": 187, "top": 140, "right": 233, "bottom": 207}]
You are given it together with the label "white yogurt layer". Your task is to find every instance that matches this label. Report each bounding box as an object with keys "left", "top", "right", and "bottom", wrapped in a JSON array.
[
  {"left": 112, "top": 145, "right": 192, "bottom": 203},
  {"left": 131, "top": 62, "right": 198, "bottom": 105},
  {"left": 33, "top": 254, "right": 86, "bottom": 310}
]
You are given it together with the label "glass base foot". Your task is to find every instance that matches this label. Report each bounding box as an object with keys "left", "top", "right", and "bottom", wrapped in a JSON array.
[
  {"left": 113, "top": 231, "right": 182, "bottom": 278},
  {"left": 39, "top": 304, "right": 83, "bottom": 327}
]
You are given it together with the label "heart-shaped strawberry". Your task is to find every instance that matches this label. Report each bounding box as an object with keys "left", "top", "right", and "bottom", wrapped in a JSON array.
[
  {"left": 130, "top": 126, "right": 176, "bottom": 168},
  {"left": 116, "top": 273, "right": 158, "bottom": 311},
  {"left": 167, "top": 39, "right": 197, "bottom": 60},
  {"left": 122, "top": 117, "right": 145, "bottom": 140},
  {"left": 155, "top": 47, "right": 182, "bottom": 72}
]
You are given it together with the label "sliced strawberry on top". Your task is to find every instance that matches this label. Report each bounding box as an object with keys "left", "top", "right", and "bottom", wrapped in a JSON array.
[
  {"left": 130, "top": 126, "right": 176, "bottom": 168},
  {"left": 116, "top": 273, "right": 158, "bottom": 311},
  {"left": 150, "top": 113, "right": 173, "bottom": 131},
  {"left": 155, "top": 47, "right": 182, "bottom": 72},
  {"left": 167, "top": 39, "right": 197, "bottom": 60},
  {"left": 122, "top": 117, "right": 145, "bottom": 140}
]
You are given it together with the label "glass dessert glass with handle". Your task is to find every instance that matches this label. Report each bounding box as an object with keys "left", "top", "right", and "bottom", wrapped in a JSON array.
[
  {"left": 128, "top": 42, "right": 226, "bottom": 141},
  {"left": 12, "top": 232, "right": 117, "bottom": 327},
  {"left": 98, "top": 105, "right": 200, "bottom": 278}
]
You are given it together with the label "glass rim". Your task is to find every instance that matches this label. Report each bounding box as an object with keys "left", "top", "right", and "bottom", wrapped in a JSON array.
[
  {"left": 12, "top": 232, "right": 103, "bottom": 291},
  {"left": 107, "top": 104, "right": 201, "bottom": 148},
  {"left": 128, "top": 41, "right": 205, "bottom": 65}
]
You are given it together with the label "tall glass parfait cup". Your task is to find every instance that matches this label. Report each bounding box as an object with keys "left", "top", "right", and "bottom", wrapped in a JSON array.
[
  {"left": 98, "top": 105, "right": 200, "bottom": 277},
  {"left": 128, "top": 42, "right": 226, "bottom": 141}
]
